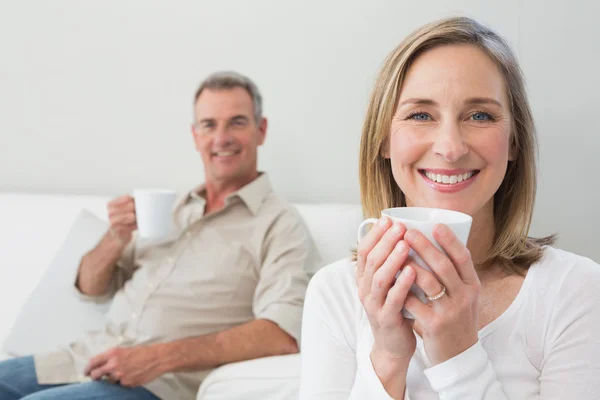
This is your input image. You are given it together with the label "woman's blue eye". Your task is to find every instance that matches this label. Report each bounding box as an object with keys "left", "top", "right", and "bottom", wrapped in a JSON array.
[
  {"left": 471, "top": 112, "right": 493, "bottom": 121},
  {"left": 409, "top": 113, "right": 431, "bottom": 121}
]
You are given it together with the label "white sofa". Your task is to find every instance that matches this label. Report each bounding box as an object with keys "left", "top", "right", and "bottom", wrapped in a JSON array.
[{"left": 0, "top": 192, "right": 363, "bottom": 399}]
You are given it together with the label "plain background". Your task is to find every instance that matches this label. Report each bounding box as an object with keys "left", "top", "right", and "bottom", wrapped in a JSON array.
[{"left": 1, "top": 0, "right": 598, "bottom": 261}]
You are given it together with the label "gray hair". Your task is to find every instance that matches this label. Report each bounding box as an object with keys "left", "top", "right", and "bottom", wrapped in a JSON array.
[{"left": 194, "top": 71, "right": 263, "bottom": 122}]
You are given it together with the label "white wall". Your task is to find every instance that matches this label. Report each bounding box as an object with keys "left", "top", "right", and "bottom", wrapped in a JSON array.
[{"left": 1, "top": 0, "right": 598, "bottom": 262}]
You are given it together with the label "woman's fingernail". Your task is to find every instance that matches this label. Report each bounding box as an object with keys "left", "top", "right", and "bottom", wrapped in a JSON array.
[
  {"left": 396, "top": 240, "right": 406, "bottom": 252},
  {"left": 378, "top": 217, "right": 388, "bottom": 227},
  {"left": 391, "top": 222, "right": 402, "bottom": 234},
  {"left": 436, "top": 224, "right": 448, "bottom": 237},
  {"left": 402, "top": 265, "right": 413, "bottom": 277},
  {"left": 405, "top": 230, "right": 417, "bottom": 241}
]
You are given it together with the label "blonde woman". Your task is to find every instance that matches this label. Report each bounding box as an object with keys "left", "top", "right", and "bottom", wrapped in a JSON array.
[{"left": 299, "top": 17, "right": 600, "bottom": 399}]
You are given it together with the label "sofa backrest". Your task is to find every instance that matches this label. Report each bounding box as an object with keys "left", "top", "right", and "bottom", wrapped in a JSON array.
[{"left": 294, "top": 203, "right": 362, "bottom": 268}]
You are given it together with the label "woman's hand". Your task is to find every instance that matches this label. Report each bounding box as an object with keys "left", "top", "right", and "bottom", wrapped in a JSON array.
[
  {"left": 356, "top": 217, "right": 417, "bottom": 397},
  {"left": 403, "top": 223, "right": 481, "bottom": 366}
]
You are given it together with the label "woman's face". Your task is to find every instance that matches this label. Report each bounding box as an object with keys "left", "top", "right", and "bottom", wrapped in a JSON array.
[{"left": 389, "top": 44, "right": 513, "bottom": 219}]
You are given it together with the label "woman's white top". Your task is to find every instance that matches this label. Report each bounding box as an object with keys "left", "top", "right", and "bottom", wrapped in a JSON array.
[{"left": 299, "top": 247, "right": 600, "bottom": 399}]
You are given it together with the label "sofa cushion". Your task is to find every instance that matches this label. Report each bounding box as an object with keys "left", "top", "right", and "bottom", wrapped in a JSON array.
[
  {"left": 0, "top": 193, "right": 110, "bottom": 344},
  {"left": 294, "top": 203, "right": 363, "bottom": 272},
  {"left": 2, "top": 209, "right": 110, "bottom": 355},
  {"left": 197, "top": 354, "right": 301, "bottom": 400}
]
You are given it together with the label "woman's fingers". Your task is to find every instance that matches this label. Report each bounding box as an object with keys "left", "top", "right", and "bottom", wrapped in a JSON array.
[
  {"left": 408, "top": 262, "right": 447, "bottom": 303},
  {"left": 404, "top": 229, "right": 462, "bottom": 293},
  {"left": 358, "top": 219, "right": 406, "bottom": 302},
  {"left": 433, "top": 224, "right": 479, "bottom": 285},
  {"left": 371, "top": 240, "right": 410, "bottom": 306},
  {"left": 356, "top": 217, "right": 392, "bottom": 285},
  {"left": 404, "top": 292, "right": 435, "bottom": 322},
  {"left": 381, "top": 264, "right": 416, "bottom": 321}
]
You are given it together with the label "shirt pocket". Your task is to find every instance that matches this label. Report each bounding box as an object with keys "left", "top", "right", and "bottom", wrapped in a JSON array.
[{"left": 169, "top": 229, "right": 255, "bottom": 303}]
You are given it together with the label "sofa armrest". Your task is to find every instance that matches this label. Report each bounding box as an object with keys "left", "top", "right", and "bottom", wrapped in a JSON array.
[{"left": 197, "top": 354, "right": 301, "bottom": 400}]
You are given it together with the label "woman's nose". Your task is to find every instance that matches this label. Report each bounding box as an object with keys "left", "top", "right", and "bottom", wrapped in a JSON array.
[{"left": 431, "top": 122, "right": 469, "bottom": 163}]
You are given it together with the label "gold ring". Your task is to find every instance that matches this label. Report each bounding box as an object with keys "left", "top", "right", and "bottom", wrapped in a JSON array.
[{"left": 427, "top": 285, "right": 447, "bottom": 301}]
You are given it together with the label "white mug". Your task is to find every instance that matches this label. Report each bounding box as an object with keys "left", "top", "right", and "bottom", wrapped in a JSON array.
[
  {"left": 357, "top": 207, "right": 472, "bottom": 319},
  {"left": 133, "top": 189, "right": 177, "bottom": 240}
]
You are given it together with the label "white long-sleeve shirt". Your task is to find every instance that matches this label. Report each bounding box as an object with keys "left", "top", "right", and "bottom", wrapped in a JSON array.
[{"left": 299, "top": 247, "right": 600, "bottom": 399}]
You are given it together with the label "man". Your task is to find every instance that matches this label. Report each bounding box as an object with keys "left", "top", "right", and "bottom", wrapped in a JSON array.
[{"left": 0, "top": 71, "right": 319, "bottom": 400}]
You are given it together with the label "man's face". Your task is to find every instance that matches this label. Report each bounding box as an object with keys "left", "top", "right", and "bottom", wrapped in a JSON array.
[{"left": 192, "top": 88, "right": 267, "bottom": 186}]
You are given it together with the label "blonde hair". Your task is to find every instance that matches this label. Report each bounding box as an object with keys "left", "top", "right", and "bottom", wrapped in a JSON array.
[{"left": 358, "top": 16, "right": 554, "bottom": 275}]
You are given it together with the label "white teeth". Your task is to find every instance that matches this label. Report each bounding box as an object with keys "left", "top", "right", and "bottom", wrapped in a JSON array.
[
  {"left": 215, "top": 151, "right": 236, "bottom": 156},
  {"left": 424, "top": 171, "right": 475, "bottom": 185}
]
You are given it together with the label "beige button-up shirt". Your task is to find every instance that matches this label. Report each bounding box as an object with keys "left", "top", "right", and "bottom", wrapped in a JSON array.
[{"left": 34, "top": 173, "right": 320, "bottom": 400}]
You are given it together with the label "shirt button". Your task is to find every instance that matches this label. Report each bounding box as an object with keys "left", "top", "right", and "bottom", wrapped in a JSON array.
[
  {"left": 117, "top": 335, "right": 125, "bottom": 344},
  {"left": 148, "top": 282, "right": 154, "bottom": 290},
  {"left": 167, "top": 257, "right": 174, "bottom": 264}
]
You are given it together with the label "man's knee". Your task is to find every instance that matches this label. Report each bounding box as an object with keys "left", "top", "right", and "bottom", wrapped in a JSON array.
[
  {"left": 0, "top": 357, "right": 39, "bottom": 399},
  {"left": 0, "top": 379, "right": 21, "bottom": 400},
  {"left": 20, "top": 391, "right": 58, "bottom": 400}
]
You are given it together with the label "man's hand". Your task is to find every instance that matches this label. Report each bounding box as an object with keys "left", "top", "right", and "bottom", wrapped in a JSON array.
[
  {"left": 107, "top": 195, "right": 137, "bottom": 246},
  {"left": 84, "top": 345, "right": 165, "bottom": 387}
]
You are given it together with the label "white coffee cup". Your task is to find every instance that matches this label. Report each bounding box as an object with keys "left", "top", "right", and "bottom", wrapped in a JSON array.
[
  {"left": 133, "top": 189, "right": 177, "bottom": 240},
  {"left": 357, "top": 207, "right": 472, "bottom": 319}
]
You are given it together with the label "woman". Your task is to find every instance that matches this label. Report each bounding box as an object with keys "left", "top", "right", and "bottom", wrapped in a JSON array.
[{"left": 299, "top": 17, "right": 600, "bottom": 399}]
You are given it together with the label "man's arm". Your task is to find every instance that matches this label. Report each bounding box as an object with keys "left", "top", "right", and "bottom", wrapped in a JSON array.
[
  {"left": 76, "top": 195, "right": 137, "bottom": 296},
  {"left": 158, "top": 319, "right": 298, "bottom": 372},
  {"left": 84, "top": 319, "right": 298, "bottom": 385},
  {"left": 76, "top": 231, "right": 128, "bottom": 296}
]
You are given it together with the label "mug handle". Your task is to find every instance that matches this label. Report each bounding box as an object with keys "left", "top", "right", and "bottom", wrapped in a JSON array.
[{"left": 357, "top": 218, "right": 379, "bottom": 244}]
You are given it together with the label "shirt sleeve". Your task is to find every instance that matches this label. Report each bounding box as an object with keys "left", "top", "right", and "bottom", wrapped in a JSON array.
[
  {"left": 424, "top": 254, "right": 600, "bottom": 399},
  {"left": 299, "top": 261, "right": 406, "bottom": 400},
  {"left": 73, "top": 233, "right": 138, "bottom": 303},
  {"left": 253, "top": 208, "right": 315, "bottom": 343},
  {"left": 424, "top": 341, "right": 509, "bottom": 399},
  {"left": 538, "top": 255, "right": 600, "bottom": 398}
]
